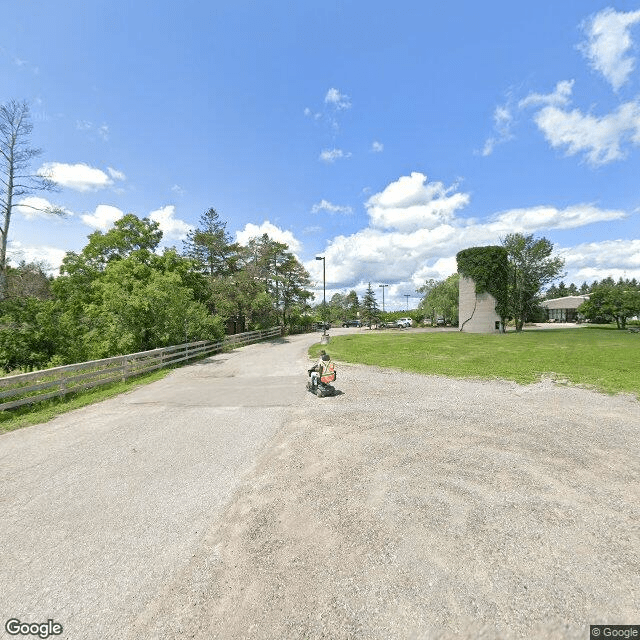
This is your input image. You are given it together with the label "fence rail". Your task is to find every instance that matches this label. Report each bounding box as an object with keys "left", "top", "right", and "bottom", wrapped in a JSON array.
[{"left": 0, "top": 326, "right": 283, "bottom": 411}]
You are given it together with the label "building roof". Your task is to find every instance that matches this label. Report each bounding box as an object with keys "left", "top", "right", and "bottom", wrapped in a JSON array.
[{"left": 540, "top": 295, "right": 589, "bottom": 310}]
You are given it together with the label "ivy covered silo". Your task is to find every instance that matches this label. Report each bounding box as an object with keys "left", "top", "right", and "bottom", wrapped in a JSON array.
[{"left": 456, "top": 246, "right": 509, "bottom": 333}]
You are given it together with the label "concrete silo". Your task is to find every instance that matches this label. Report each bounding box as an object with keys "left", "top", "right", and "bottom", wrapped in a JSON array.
[{"left": 456, "top": 246, "right": 509, "bottom": 334}]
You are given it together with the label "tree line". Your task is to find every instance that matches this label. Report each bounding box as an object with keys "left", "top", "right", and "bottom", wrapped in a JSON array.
[
  {"left": 0, "top": 209, "right": 314, "bottom": 373},
  {"left": 418, "top": 234, "right": 640, "bottom": 330}
]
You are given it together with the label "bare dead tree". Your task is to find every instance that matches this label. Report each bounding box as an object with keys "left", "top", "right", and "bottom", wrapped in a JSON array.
[{"left": 0, "top": 99, "right": 63, "bottom": 299}]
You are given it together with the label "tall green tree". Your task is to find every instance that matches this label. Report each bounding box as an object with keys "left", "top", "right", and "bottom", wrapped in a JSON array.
[
  {"left": 328, "top": 293, "right": 347, "bottom": 322},
  {"left": 0, "top": 297, "right": 62, "bottom": 372},
  {"left": 52, "top": 216, "right": 222, "bottom": 361},
  {"left": 345, "top": 290, "right": 360, "bottom": 319},
  {"left": 578, "top": 278, "right": 640, "bottom": 329},
  {"left": 419, "top": 273, "right": 459, "bottom": 325},
  {"left": 361, "top": 282, "right": 380, "bottom": 328},
  {"left": 83, "top": 257, "right": 223, "bottom": 356},
  {"left": 277, "top": 253, "right": 313, "bottom": 327},
  {"left": 5, "top": 260, "right": 52, "bottom": 300},
  {"left": 182, "top": 207, "right": 239, "bottom": 278},
  {"left": 502, "top": 233, "right": 565, "bottom": 332},
  {"left": 233, "top": 233, "right": 312, "bottom": 329},
  {"left": 0, "top": 99, "right": 63, "bottom": 299}
]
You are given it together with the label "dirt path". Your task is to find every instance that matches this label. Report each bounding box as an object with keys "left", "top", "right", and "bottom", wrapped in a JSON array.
[
  {"left": 131, "top": 335, "right": 639, "bottom": 640},
  {"left": 1, "top": 331, "right": 638, "bottom": 639}
]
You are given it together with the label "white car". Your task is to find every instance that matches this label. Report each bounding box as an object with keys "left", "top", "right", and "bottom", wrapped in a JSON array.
[{"left": 396, "top": 317, "right": 412, "bottom": 328}]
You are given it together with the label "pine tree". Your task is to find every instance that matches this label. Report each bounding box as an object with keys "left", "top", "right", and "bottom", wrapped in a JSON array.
[{"left": 361, "top": 282, "right": 380, "bottom": 328}]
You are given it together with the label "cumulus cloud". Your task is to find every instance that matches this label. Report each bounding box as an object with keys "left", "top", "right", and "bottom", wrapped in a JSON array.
[
  {"left": 366, "top": 172, "right": 470, "bottom": 232},
  {"left": 485, "top": 7, "right": 640, "bottom": 164},
  {"left": 311, "top": 200, "right": 353, "bottom": 215},
  {"left": 149, "top": 205, "right": 192, "bottom": 241},
  {"left": 235, "top": 220, "right": 302, "bottom": 254},
  {"left": 307, "top": 172, "right": 634, "bottom": 300},
  {"left": 371, "top": 141, "right": 384, "bottom": 153},
  {"left": 81, "top": 204, "right": 124, "bottom": 231},
  {"left": 14, "top": 196, "right": 72, "bottom": 219},
  {"left": 488, "top": 204, "right": 626, "bottom": 232},
  {"left": 39, "top": 162, "right": 125, "bottom": 192},
  {"left": 533, "top": 99, "right": 640, "bottom": 165},
  {"left": 559, "top": 239, "right": 640, "bottom": 281},
  {"left": 7, "top": 240, "right": 67, "bottom": 275},
  {"left": 579, "top": 7, "right": 640, "bottom": 91}
]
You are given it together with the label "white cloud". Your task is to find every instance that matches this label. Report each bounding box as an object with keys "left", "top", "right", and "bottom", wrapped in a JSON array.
[
  {"left": 81, "top": 204, "right": 124, "bottom": 231},
  {"left": 533, "top": 99, "right": 640, "bottom": 165},
  {"left": 324, "top": 88, "right": 351, "bottom": 110},
  {"left": 14, "top": 196, "right": 72, "bottom": 219},
  {"left": 311, "top": 200, "right": 353, "bottom": 215},
  {"left": 235, "top": 220, "right": 302, "bottom": 254},
  {"left": 481, "top": 103, "right": 515, "bottom": 156},
  {"left": 39, "top": 162, "right": 125, "bottom": 192},
  {"left": 579, "top": 7, "right": 640, "bottom": 91},
  {"left": 365, "top": 172, "right": 470, "bottom": 231},
  {"left": 149, "top": 205, "right": 192, "bottom": 241},
  {"left": 371, "top": 141, "right": 384, "bottom": 153},
  {"left": 518, "top": 80, "right": 575, "bottom": 109},
  {"left": 307, "top": 172, "right": 634, "bottom": 303},
  {"left": 319, "top": 148, "right": 352, "bottom": 163},
  {"left": 7, "top": 240, "right": 67, "bottom": 275},
  {"left": 559, "top": 239, "right": 640, "bottom": 282},
  {"left": 489, "top": 204, "right": 626, "bottom": 232},
  {"left": 107, "top": 167, "right": 126, "bottom": 181}
]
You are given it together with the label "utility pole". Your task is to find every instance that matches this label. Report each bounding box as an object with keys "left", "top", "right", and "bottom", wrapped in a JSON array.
[
  {"left": 404, "top": 294, "right": 410, "bottom": 311},
  {"left": 378, "top": 284, "right": 388, "bottom": 312},
  {"left": 316, "top": 255, "right": 326, "bottom": 336}
]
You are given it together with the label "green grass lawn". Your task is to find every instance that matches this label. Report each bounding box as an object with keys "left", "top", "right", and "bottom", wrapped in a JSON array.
[{"left": 311, "top": 327, "right": 640, "bottom": 398}]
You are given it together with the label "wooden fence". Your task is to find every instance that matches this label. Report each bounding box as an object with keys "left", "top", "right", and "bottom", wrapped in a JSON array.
[{"left": 0, "top": 326, "right": 283, "bottom": 411}]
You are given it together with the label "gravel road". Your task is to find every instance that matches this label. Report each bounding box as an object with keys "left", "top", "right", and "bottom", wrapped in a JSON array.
[{"left": 2, "top": 330, "right": 638, "bottom": 640}]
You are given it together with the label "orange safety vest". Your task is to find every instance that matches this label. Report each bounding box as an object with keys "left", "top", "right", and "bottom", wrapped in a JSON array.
[{"left": 320, "top": 360, "right": 336, "bottom": 384}]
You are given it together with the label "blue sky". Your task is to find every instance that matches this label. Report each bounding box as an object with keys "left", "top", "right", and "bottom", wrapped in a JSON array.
[{"left": 3, "top": 0, "right": 640, "bottom": 310}]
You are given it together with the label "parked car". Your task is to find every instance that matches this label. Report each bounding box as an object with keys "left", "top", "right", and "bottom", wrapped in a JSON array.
[
  {"left": 396, "top": 317, "right": 412, "bottom": 328},
  {"left": 313, "top": 322, "right": 331, "bottom": 331},
  {"left": 342, "top": 319, "right": 362, "bottom": 327}
]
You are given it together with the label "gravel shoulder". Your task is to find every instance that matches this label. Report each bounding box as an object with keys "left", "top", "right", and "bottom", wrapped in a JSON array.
[
  {"left": 130, "top": 336, "right": 640, "bottom": 640},
  {"left": 1, "top": 331, "right": 637, "bottom": 640}
]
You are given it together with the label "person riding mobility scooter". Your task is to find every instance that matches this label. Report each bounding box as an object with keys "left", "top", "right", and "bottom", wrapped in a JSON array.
[{"left": 307, "top": 350, "right": 336, "bottom": 397}]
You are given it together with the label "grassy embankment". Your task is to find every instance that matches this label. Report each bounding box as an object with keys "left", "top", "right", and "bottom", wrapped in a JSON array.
[
  {"left": 0, "top": 367, "right": 174, "bottom": 434},
  {"left": 311, "top": 326, "right": 639, "bottom": 398}
]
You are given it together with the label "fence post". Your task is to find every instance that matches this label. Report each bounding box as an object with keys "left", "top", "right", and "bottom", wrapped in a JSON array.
[{"left": 122, "top": 355, "right": 128, "bottom": 382}]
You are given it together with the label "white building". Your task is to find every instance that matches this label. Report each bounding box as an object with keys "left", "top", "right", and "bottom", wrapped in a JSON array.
[{"left": 540, "top": 295, "right": 589, "bottom": 322}]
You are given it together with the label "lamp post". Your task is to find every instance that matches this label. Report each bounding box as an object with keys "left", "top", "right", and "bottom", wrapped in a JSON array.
[
  {"left": 316, "top": 255, "right": 326, "bottom": 335},
  {"left": 378, "top": 284, "right": 388, "bottom": 312}
]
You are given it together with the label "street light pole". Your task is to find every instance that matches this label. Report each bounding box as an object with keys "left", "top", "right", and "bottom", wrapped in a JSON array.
[
  {"left": 316, "top": 255, "right": 326, "bottom": 335},
  {"left": 378, "top": 284, "right": 388, "bottom": 312}
]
